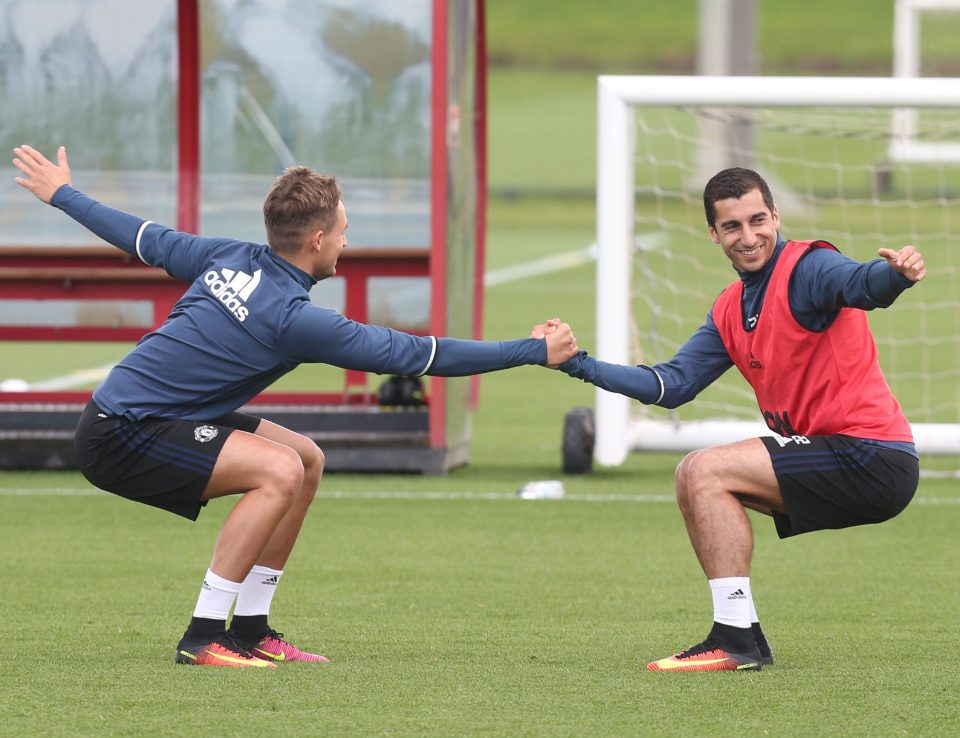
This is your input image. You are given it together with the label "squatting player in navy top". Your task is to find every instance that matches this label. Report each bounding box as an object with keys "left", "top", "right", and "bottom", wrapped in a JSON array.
[
  {"left": 536, "top": 167, "right": 925, "bottom": 672},
  {"left": 13, "top": 144, "right": 579, "bottom": 669}
]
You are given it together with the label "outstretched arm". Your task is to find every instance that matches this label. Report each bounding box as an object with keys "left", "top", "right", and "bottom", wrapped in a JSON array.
[
  {"left": 790, "top": 245, "right": 926, "bottom": 330},
  {"left": 13, "top": 144, "right": 235, "bottom": 282},
  {"left": 280, "top": 305, "right": 579, "bottom": 376},
  {"left": 546, "top": 315, "right": 733, "bottom": 408},
  {"left": 14, "top": 144, "right": 146, "bottom": 257}
]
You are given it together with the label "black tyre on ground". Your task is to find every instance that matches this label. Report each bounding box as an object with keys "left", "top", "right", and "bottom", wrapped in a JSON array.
[{"left": 562, "top": 406, "right": 595, "bottom": 475}]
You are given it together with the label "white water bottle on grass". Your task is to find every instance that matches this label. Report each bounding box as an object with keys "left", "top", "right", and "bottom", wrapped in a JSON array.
[{"left": 517, "top": 480, "right": 565, "bottom": 500}]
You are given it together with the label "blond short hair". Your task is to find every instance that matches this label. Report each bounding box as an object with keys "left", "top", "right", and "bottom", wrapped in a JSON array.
[{"left": 263, "top": 166, "right": 341, "bottom": 254}]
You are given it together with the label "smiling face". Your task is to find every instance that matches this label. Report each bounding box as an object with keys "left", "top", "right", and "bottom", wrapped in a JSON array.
[{"left": 707, "top": 187, "right": 780, "bottom": 273}]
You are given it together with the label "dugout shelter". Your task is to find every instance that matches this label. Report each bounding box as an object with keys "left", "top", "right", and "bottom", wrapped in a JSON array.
[{"left": 0, "top": 0, "right": 487, "bottom": 473}]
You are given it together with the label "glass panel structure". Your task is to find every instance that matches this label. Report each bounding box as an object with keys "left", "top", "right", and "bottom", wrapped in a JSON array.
[
  {"left": 0, "top": 0, "right": 178, "bottom": 245},
  {"left": 198, "top": 0, "right": 432, "bottom": 248}
]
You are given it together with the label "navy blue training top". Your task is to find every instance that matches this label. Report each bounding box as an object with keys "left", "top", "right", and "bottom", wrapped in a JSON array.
[{"left": 52, "top": 185, "right": 548, "bottom": 421}]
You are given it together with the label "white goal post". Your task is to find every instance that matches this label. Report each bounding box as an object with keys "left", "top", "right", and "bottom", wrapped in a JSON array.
[
  {"left": 595, "top": 75, "right": 960, "bottom": 466},
  {"left": 893, "top": 0, "right": 960, "bottom": 162}
]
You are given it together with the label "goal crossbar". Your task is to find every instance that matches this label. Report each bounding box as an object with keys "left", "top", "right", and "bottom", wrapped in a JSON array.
[{"left": 596, "top": 75, "right": 960, "bottom": 466}]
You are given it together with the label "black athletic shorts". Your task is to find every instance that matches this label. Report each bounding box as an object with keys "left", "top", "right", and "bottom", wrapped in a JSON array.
[
  {"left": 74, "top": 401, "right": 262, "bottom": 521},
  {"left": 760, "top": 434, "right": 919, "bottom": 539}
]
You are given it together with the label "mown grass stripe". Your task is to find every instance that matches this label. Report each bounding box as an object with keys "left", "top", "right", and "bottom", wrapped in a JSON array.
[{"left": 2, "top": 487, "right": 957, "bottom": 505}]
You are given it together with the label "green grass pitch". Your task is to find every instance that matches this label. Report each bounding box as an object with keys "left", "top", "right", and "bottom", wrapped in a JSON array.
[
  {"left": 2, "top": 207, "right": 959, "bottom": 737},
  {"left": 4, "top": 2, "right": 960, "bottom": 733},
  {"left": 2, "top": 468, "right": 959, "bottom": 737}
]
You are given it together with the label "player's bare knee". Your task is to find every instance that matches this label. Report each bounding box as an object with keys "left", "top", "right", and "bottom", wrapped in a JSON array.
[
  {"left": 315, "top": 445, "right": 325, "bottom": 471},
  {"left": 303, "top": 442, "right": 324, "bottom": 477},
  {"left": 675, "top": 451, "right": 694, "bottom": 484},
  {"left": 301, "top": 454, "right": 323, "bottom": 508},
  {"left": 268, "top": 446, "right": 305, "bottom": 503},
  {"left": 297, "top": 443, "right": 323, "bottom": 500},
  {"left": 680, "top": 450, "right": 725, "bottom": 502},
  {"left": 675, "top": 450, "right": 701, "bottom": 505}
]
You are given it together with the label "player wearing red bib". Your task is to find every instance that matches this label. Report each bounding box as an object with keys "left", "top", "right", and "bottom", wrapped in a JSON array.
[{"left": 546, "top": 167, "right": 925, "bottom": 671}]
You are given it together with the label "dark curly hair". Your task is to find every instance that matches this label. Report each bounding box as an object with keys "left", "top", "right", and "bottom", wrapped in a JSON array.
[{"left": 703, "top": 167, "right": 775, "bottom": 227}]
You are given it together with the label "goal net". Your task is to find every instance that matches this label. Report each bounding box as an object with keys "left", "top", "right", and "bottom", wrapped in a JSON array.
[{"left": 595, "top": 75, "right": 960, "bottom": 466}]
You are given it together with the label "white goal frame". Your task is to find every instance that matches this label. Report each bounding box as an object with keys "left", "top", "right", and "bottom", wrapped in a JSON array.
[
  {"left": 892, "top": 0, "right": 960, "bottom": 162},
  {"left": 595, "top": 75, "right": 960, "bottom": 466}
]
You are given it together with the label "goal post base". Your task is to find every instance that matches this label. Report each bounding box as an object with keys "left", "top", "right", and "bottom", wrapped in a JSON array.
[{"left": 610, "top": 418, "right": 960, "bottom": 458}]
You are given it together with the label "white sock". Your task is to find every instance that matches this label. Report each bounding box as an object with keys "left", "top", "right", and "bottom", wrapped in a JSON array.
[
  {"left": 749, "top": 594, "right": 759, "bottom": 625},
  {"left": 709, "top": 576, "right": 752, "bottom": 629},
  {"left": 192, "top": 568, "right": 242, "bottom": 620},
  {"left": 233, "top": 565, "right": 284, "bottom": 617}
]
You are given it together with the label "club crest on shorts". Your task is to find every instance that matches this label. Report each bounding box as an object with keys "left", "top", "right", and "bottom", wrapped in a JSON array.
[{"left": 194, "top": 425, "right": 219, "bottom": 443}]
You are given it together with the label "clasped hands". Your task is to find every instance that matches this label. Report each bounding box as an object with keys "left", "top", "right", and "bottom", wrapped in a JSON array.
[{"left": 531, "top": 318, "right": 578, "bottom": 368}]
